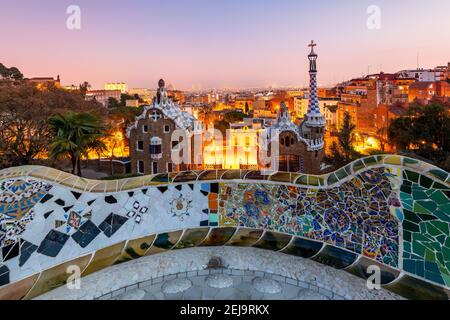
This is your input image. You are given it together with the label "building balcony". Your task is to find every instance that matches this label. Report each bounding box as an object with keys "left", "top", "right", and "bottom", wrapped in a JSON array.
[{"left": 151, "top": 154, "right": 163, "bottom": 160}]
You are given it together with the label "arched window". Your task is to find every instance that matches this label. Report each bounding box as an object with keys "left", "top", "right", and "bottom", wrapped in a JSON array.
[
  {"left": 291, "top": 137, "right": 294, "bottom": 145},
  {"left": 280, "top": 137, "right": 285, "bottom": 146}
]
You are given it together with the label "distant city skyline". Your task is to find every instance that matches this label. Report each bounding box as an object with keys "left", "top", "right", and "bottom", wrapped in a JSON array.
[{"left": 1, "top": 0, "right": 450, "bottom": 90}]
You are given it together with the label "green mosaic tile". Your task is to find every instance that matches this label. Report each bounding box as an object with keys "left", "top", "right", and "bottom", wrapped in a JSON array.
[
  {"left": 425, "top": 248, "right": 436, "bottom": 262},
  {"left": 433, "top": 181, "right": 449, "bottom": 190},
  {"left": 430, "top": 191, "right": 448, "bottom": 204},
  {"left": 352, "top": 159, "right": 365, "bottom": 172},
  {"left": 429, "top": 169, "right": 448, "bottom": 182},
  {"left": 420, "top": 175, "right": 434, "bottom": 189},
  {"left": 401, "top": 184, "right": 412, "bottom": 194},
  {"left": 209, "top": 214, "right": 218, "bottom": 223},
  {"left": 296, "top": 175, "right": 308, "bottom": 185},
  {"left": 434, "top": 209, "right": 450, "bottom": 223},
  {"left": 405, "top": 170, "right": 420, "bottom": 183},
  {"left": 412, "top": 241, "right": 426, "bottom": 257},
  {"left": 412, "top": 189, "right": 428, "bottom": 200},
  {"left": 363, "top": 156, "right": 377, "bottom": 166},
  {"left": 430, "top": 221, "right": 449, "bottom": 235},
  {"left": 343, "top": 164, "right": 353, "bottom": 175},
  {"left": 404, "top": 230, "right": 412, "bottom": 242},
  {"left": 404, "top": 210, "right": 421, "bottom": 224},
  {"left": 307, "top": 176, "right": 320, "bottom": 186},
  {"left": 404, "top": 157, "right": 419, "bottom": 165},
  {"left": 413, "top": 202, "right": 431, "bottom": 214},
  {"left": 417, "top": 200, "right": 437, "bottom": 212},
  {"left": 326, "top": 173, "right": 339, "bottom": 185},
  {"left": 439, "top": 203, "right": 450, "bottom": 215},
  {"left": 436, "top": 234, "right": 447, "bottom": 245},
  {"left": 418, "top": 214, "right": 437, "bottom": 222},
  {"left": 335, "top": 168, "right": 347, "bottom": 180}
]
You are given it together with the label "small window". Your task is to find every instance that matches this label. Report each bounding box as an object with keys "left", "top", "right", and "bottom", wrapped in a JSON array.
[
  {"left": 291, "top": 138, "right": 294, "bottom": 145},
  {"left": 280, "top": 138, "right": 285, "bottom": 146},
  {"left": 137, "top": 141, "right": 144, "bottom": 151},
  {"left": 143, "top": 125, "right": 148, "bottom": 133},
  {"left": 164, "top": 125, "right": 170, "bottom": 133},
  {"left": 167, "top": 163, "right": 173, "bottom": 173},
  {"left": 285, "top": 138, "right": 290, "bottom": 147},
  {"left": 137, "top": 160, "right": 144, "bottom": 174},
  {"left": 152, "top": 162, "right": 158, "bottom": 174}
]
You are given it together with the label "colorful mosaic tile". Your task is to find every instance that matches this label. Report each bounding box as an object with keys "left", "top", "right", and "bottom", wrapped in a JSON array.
[
  {"left": 218, "top": 168, "right": 400, "bottom": 267},
  {"left": 0, "top": 179, "right": 52, "bottom": 247},
  {"left": 400, "top": 171, "right": 450, "bottom": 287},
  {"left": 0, "top": 155, "right": 448, "bottom": 299}
]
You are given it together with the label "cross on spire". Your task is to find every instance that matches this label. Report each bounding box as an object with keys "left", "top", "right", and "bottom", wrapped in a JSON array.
[{"left": 308, "top": 40, "right": 317, "bottom": 55}]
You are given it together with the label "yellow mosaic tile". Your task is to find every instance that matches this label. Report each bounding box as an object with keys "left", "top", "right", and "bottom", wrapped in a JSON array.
[
  {"left": 0, "top": 273, "right": 39, "bottom": 300},
  {"left": 82, "top": 241, "right": 126, "bottom": 277},
  {"left": 115, "top": 235, "right": 156, "bottom": 263},
  {"left": 24, "top": 254, "right": 92, "bottom": 300}
]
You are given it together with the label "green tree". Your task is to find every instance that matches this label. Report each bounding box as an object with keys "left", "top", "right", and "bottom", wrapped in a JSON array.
[
  {"left": 388, "top": 101, "right": 450, "bottom": 170},
  {"left": 326, "top": 111, "right": 360, "bottom": 167},
  {"left": 0, "top": 63, "right": 23, "bottom": 80},
  {"left": 0, "top": 83, "right": 103, "bottom": 166},
  {"left": 79, "top": 81, "right": 91, "bottom": 94},
  {"left": 120, "top": 93, "right": 135, "bottom": 106},
  {"left": 48, "top": 112, "right": 108, "bottom": 177},
  {"left": 224, "top": 111, "right": 246, "bottom": 123},
  {"left": 107, "top": 97, "right": 120, "bottom": 108}
]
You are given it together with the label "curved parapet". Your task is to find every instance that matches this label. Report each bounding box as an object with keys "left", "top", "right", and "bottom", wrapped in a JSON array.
[{"left": 0, "top": 155, "right": 449, "bottom": 300}]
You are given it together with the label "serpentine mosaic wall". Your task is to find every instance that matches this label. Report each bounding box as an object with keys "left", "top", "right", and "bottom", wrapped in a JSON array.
[{"left": 0, "top": 155, "right": 449, "bottom": 299}]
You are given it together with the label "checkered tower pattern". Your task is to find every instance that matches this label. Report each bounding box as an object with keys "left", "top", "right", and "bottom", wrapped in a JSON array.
[{"left": 307, "top": 71, "right": 321, "bottom": 116}]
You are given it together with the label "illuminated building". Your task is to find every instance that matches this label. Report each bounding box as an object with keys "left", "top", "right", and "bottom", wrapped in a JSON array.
[
  {"left": 203, "top": 125, "right": 260, "bottom": 170},
  {"left": 26, "top": 75, "right": 60, "bottom": 89},
  {"left": 125, "top": 99, "right": 140, "bottom": 108},
  {"left": 127, "top": 79, "right": 202, "bottom": 175},
  {"left": 128, "top": 88, "right": 156, "bottom": 104},
  {"left": 294, "top": 96, "right": 339, "bottom": 125},
  {"left": 408, "top": 81, "right": 450, "bottom": 104},
  {"left": 104, "top": 82, "right": 128, "bottom": 93},
  {"left": 85, "top": 90, "right": 121, "bottom": 107}
]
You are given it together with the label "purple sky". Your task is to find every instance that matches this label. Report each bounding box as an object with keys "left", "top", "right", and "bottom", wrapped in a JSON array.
[{"left": 1, "top": 0, "right": 449, "bottom": 90}]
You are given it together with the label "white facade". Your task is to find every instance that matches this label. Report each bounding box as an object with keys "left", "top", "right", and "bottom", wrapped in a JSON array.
[{"left": 396, "top": 69, "right": 440, "bottom": 82}]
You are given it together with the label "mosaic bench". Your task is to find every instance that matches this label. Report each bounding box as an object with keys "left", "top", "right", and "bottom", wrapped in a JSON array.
[{"left": 0, "top": 155, "right": 449, "bottom": 300}]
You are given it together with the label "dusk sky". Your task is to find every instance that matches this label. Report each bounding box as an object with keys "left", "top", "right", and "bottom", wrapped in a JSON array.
[{"left": 1, "top": 0, "right": 450, "bottom": 90}]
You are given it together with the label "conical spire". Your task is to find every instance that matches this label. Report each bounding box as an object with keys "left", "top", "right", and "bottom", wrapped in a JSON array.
[{"left": 304, "top": 41, "right": 325, "bottom": 126}]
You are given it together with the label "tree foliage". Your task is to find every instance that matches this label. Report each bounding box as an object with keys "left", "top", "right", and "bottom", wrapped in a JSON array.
[
  {"left": 325, "top": 111, "right": 361, "bottom": 168},
  {"left": 0, "top": 63, "right": 24, "bottom": 80},
  {"left": 0, "top": 83, "right": 103, "bottom": 167},
  {"left": 388, "top": 101, "right": 450, "bottom": 170},
  {"left": 48, "top": 112, "right": 108, "bottom": 177}
]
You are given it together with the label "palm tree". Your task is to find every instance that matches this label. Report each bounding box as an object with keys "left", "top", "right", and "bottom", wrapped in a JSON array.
[
  {"left": 48, "top": 112, "right": 108, "bottom": 177},
  {"left": 79, "top": 81, "right": 92, "bottom": 95}
]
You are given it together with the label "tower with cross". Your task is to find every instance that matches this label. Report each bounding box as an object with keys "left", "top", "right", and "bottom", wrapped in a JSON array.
[{"left": 300, "top": 40, "right": 325, "bottom": 142}]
